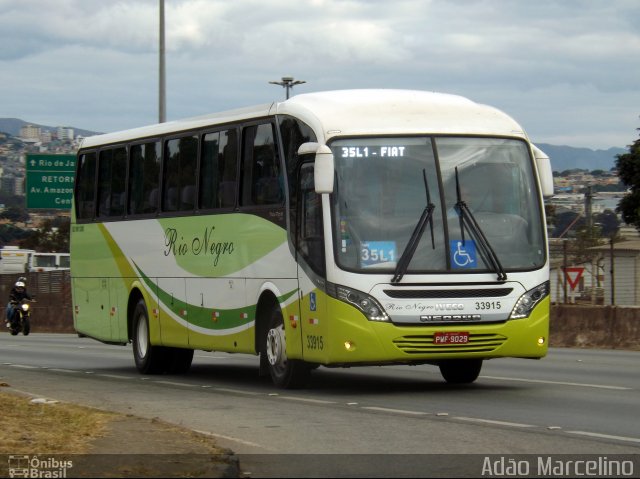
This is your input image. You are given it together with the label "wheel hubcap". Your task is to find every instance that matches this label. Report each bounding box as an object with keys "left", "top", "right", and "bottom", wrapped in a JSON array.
[
  {"left": 266, "top": 325, "right": 286, "bottom": 367},
  {"left": 136, "top": 315, "right": 148, "bottom": 358}
]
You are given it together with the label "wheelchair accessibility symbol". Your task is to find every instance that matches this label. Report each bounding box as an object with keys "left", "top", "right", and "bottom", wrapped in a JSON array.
[
  {"left": 450, "top": 240, "right": 476, "bottom": 269},
  {"left": 309, "top": 292, "right": 317, "bottom": 312}
]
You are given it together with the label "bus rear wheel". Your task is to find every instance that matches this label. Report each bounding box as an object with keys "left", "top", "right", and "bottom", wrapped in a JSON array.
[
  {"left": 263, "top": 305, "right": 311, "bottom": 389},
  {"left": 132, "top": 299, "right": 168, "bottom": 374},
  {"left": 439, "top": 359, "right": 483, "bottom": 384}
]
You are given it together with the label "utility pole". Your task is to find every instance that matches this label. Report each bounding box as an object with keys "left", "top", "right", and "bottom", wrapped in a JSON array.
[
  {"left": 584, "top": 185, "right": 594, "bottom": 233},
  {"left": 610, "top": 237, "right": 615, "bottom": 306},
  {"left": 269, "top": 76, "right": 306, "bottom": 99},
  {"left": 159, "top": 0, "right": 166, "bottom": 123}
]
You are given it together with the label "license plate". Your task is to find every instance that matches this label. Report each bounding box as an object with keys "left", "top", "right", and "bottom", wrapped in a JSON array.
[{"left": 434, "top": 332, "right": 469, "bottom": 344}]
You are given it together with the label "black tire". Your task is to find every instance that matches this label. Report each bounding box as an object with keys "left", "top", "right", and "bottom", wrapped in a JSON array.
[
  {"left": 132, "top": 299, "right": 169, "bottom": 374},
  {"left": 9, "top": 311, "right": 19, "bottom": 336},
  {"left": 9, "top": 315, "right": 19, "bottom": 336},
  {"left": 439, "top": 359, "right": 483, "bottom": 384},
  {"left": 22, "top": 317, "right": 30, "bottom": 336},
  {"left": 263, "top": 305, "right": 311, "bottom": 389},
  {"left": 166, "top": 347, "right": 194, "bottom": 374}
]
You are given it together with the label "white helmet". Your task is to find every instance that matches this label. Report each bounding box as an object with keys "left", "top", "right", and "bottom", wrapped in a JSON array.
[{"left": 15, "top": 281, "right": 25, "bottom": 289}]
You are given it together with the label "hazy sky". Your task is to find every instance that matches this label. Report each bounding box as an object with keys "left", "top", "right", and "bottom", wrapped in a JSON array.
[{"left": 1, "top": 0, "right": 638, "bottom": 149}]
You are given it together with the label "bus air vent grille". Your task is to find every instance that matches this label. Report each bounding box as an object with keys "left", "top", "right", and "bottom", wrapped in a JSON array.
[
  {"left": 393, "top": 333, "right": 506, "bottom": 354},
  {"left": 383, "top": 288, "right": 513, "bottom": 299}
]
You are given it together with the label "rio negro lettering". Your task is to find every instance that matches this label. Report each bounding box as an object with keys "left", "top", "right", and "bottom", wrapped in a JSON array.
[{"left": 164, "top": 226, "right": 234, "bottom": 267}]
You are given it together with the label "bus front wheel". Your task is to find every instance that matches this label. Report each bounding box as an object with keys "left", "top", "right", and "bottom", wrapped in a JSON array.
[
  {"left": 263, "top": 305, "right": 311, "bottom": 389},
  {"left": 439, "top": 359, "right": 483, "bottom": 384},
  {"left": 132, "top": 299, "right": 168, "bottom": 374}
]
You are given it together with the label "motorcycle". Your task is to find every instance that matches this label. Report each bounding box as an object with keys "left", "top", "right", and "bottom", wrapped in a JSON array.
[{"left": 8, "top": 299, "right": 34, "bottom": 336}]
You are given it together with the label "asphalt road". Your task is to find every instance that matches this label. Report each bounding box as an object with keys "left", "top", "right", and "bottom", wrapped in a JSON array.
[{"left": 1, "top": 333, "right": 639, "bottom": 477}]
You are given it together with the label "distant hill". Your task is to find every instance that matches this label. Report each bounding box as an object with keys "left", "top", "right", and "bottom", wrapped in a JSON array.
[
  {"left": 0, "top": 118, "right": 101, "bottom": 138},
  {"left": 536, "top": 143, "right": 626, "bottom": 173}
]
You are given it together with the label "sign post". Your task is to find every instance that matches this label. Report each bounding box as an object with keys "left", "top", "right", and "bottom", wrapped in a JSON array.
[
  {"left": 25, "top": 154, "right": 76, "bottom": 210},
  {"left": 563, "top": 266, "right": 585, "bottom": 303}
]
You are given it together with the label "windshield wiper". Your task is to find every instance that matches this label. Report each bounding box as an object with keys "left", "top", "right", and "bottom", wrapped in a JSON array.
[
  {"left": 454, "top": 167, "right": 507, "bottom": 281},
  {"left": 391, "top": 170, "right": 435, "bottom": 283}
]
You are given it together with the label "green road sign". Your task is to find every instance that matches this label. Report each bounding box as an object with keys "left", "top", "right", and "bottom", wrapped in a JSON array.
[{"left": 26, "top": 154, "right": 76, "bottom": 210}]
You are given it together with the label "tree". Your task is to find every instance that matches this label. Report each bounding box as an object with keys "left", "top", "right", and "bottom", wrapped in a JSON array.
[
  {"left": 19, "top": 218, "right": 70, "bottom": 252},
  {"left": 616, "top": 127, "right": 640, "bottom": 230},
  {"left": 571, "top": 224, "right": 604, "bottom": 264},
  {"left": 0, "top": 223, "right": 30, "bottom": 244},
  {"left": 0, "top": 205, "right": 29, "bottom": 223},
  {"left": 595, "top": 209, "right": 620, "bottom": 238},
  {"left": 551, "top": 211, "right": 583, "bottom": 238}
]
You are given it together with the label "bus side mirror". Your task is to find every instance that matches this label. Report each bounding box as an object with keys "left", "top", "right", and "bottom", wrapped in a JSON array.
[
  {"left": 532, "top": 145, "right": 554, "bottom": 198},
  {"left": 298, "top": 143, "right": 335, "bottom": 194}
]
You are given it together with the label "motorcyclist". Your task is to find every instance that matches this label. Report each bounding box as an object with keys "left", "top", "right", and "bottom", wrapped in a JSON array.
[{"left": 6, "top": 280, "right": 32, "bottom": 328}]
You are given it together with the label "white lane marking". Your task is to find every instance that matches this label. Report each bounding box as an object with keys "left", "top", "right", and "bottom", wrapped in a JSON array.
[
  {"left": 453, "top": 416, "right": 535, "bottom": 428},
  {"left": 213, "top": 387, "right": 261, "bottom": 396},
  {"left": 96, "top": 374, "right": 134, "bottom": 380},
  {"left": 362, "top": 406, "right": 430, "bottom": 416},
  {"left": 46, "top": 368, "right": 80, "bottom": 374},
  {"left": 481, "top": 375, "right": 631, "bottom": 390},
  {"left": 9, "top": 364, "right": 39, "bottom": 369},
  {"left": 193, "top": 430, "right": 274, "bottom": 451},
  {"left": 566, "top": 431, "right": 640, "bottom": 444},
  {"left": 278, "top": 396, "right": 336, "bottom": 405},
  {"left": 153, "top": 380, "right": 197, "bottom": 387}
]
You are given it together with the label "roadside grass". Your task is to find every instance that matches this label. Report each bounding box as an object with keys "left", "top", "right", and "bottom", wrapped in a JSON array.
[{"left": 0, "top": 389, "right": 115, "bottom": 454}]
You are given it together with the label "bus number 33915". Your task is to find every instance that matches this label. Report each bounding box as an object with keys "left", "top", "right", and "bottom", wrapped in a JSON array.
[
  {"left": 306, "top": 335, "right": 324, "bottom": 350},
  {"left": 475, "top": 301, "right": 502, "bottom": 310}
]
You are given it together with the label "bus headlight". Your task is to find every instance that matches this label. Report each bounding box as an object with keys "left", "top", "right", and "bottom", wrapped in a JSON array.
[
  {"left": 327, "top": 283, "right": 390, "bottom": 322},
  {"left": 510, "top": 281, "right": 549, "bottom": 319}
]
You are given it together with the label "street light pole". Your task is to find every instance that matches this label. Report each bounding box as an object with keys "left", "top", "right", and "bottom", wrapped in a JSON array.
[
  {"left": 269, "top": 76, "right": 306, "bottom": 99},
  {"left": 159, "top": 0, "right": 166, "bottom": 123}
]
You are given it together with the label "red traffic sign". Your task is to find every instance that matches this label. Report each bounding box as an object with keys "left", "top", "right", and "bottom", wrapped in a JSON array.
[{"left": 564, "top": 267, "right": 585, "bottom": 291}]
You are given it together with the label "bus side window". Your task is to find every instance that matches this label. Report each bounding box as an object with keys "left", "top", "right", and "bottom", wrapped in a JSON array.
[
  {"left": 97, "top": 146, "right": 126, "bottom": 218},
  {"left": 241, "top": 123, "right": 283, "bottom": 206},
  {"left": 278, "top": 115, "right": 318, "bottom": 252},
  {"left": 200, "top": 131, "right": 220, "bottom": 210},
  {"left": 219, "top": 129, "right": 238, "bottom": 207},
  {"left": 97, "top": 149, "right": 113, "bottom": 218},
  {"left": 200, "top": 128, "right": 238, "bottom": 209},
  {"left": 298, "top": 163, "right": 325, "bottom": 275},
  {"left": 75, "top": 151, "right": 97, "bottom": 220},
  {"left": 163, "top": 135, "right": 198, "bottom": 212},
  {"left": 298, "top": 163, "right": 325, "bottom": 276},
  {"left": 128, "top": 141, "right": 160, "bottom": 215}
]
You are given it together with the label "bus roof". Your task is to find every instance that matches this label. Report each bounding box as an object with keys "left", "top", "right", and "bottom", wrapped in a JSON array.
[
  {"left": 79, "top": 89, "right": 527, "bottom": 149},
  {"left": 80, "top": 103, "right": 274, "bottom": 149},
  {"left": 278, "top": 89, "right": 527, "bottom": 142}
]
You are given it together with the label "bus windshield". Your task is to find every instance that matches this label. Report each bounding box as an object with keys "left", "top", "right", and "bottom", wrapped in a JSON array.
[{"left": 331, "top": 137, "right": 545, "bottom": 274}]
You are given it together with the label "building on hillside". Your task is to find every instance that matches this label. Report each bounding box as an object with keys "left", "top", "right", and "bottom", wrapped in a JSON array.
[
  {"left": 0, "top": 175, "right": 19, "bottom": 195},
  {"left": 40, "top": 130, "right": 52, "bottom": 143},
  {"left": 19, "top": 124, "right": 41, "bottom": 140},
  {"left": 57, "top": 127, "right": 74, "bottom": 141}
]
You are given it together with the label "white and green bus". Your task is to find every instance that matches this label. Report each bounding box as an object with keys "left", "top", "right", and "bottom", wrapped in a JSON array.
[{"left": 71, "top": 89, "right": 554, "bottom": 388}]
